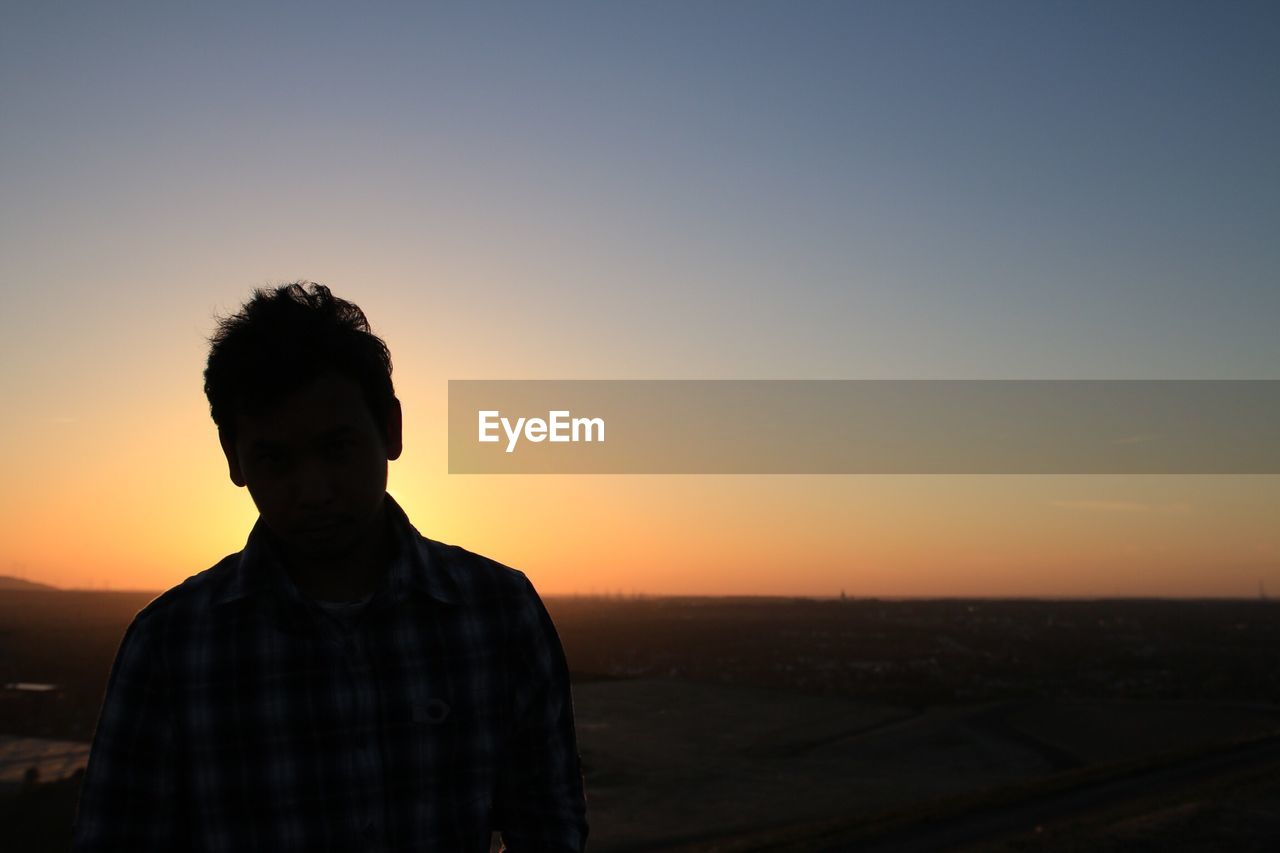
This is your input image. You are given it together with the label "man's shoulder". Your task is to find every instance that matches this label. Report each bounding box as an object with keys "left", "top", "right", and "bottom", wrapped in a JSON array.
[
  {"left": 129, "top": 552, "right": 242, "bottom": 629},
  {"left": 416, "top": 533, "right": 540, "bottom": 606},
  {"left": 417, "top": 535, "right": 565, "bottom": 661}
]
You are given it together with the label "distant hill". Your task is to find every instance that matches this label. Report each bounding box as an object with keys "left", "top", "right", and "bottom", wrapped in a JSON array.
[{"left": 0, "top": 575, "right": 59, "bottom": 591}]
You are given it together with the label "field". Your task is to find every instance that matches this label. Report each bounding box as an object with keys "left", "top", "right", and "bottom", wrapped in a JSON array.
[{"left": 2, "top": 591, "right": 1280, "bottom": 850}]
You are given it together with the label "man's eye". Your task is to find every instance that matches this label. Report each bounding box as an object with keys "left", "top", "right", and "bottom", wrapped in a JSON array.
[{"left": 323, "top": 439, "right": 354, "bottom": 457}]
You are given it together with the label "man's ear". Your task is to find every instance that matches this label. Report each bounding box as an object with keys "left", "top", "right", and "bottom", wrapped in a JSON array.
[
  {"left": 385, "top": 397, "right": 404, "bottom": 461},
  {"left": 219, "top": 429, "right": 247, "bottom": 487}
]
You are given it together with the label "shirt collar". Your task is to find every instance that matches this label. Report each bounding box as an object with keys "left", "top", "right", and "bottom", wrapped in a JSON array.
[{"left": 212, "top": 492, "right": 458, "bottom": 608}]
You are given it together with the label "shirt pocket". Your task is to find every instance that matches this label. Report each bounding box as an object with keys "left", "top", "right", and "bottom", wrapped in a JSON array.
[{"left": 382, "top": 693, "right": 459, "bottom": 787}]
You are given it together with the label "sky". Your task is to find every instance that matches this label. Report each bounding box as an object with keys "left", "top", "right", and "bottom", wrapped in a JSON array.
[{"left": 2, "top": 1, "right": 1278, "bottom": 597}]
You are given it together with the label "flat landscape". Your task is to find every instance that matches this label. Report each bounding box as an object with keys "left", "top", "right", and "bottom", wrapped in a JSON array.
[{"left": 3, "top": 590, "right": 1279, "bottom": 850}]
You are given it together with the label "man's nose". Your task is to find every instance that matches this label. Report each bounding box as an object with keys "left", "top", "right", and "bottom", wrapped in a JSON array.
[{"left": 294, "top": 456, "right": 336, "bottom": 506}]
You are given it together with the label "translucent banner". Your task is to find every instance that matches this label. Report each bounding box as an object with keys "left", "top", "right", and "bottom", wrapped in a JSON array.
[{"left": 447, "top": 380, "right": 1280, "bottom": 474}]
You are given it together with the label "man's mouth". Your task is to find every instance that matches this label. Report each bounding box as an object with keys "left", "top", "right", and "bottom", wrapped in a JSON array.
[{"left": 297, "top": 517, "right": 349, "bottom": 534}]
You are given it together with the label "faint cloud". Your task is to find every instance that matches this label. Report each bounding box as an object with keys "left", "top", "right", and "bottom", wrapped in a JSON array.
[
  {"left": 1110, "top": 433, "right": 1160, "bottom": 445},
  {"left": 1050, "top": 500, "right": 1191, "bottom": 514}
]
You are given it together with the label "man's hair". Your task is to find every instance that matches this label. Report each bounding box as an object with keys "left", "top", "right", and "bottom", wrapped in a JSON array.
[{"left": 204, "top": 282, "right": 395, "bottom": 444}]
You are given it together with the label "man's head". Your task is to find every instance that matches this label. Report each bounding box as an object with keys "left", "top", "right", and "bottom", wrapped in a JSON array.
[{"left": 204, "top": 282, "right": 403, "bottom": 560}]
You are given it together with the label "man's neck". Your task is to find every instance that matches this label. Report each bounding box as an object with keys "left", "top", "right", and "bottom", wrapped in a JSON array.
[{"left": 281, "top": 504, "right": 396, "bottom": 603}]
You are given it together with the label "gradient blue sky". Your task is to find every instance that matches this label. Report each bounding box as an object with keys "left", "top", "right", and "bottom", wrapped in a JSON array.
[{"left": 2, "top": 2, "right": 1278, "bottom": 596}]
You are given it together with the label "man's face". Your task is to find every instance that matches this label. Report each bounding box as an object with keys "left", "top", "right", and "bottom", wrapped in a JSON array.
[{"left": 220, "top": 371, "right": 403, "bottom": 561}]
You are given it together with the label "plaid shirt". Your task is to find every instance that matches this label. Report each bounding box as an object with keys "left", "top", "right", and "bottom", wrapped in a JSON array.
[{"left": 71, "top": 493, "right": 589, "bottom": 852}]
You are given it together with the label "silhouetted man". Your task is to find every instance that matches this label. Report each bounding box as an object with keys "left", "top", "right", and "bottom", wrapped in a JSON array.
[{"left": 71, "top": 282, "right": 589, "bottom": 851}]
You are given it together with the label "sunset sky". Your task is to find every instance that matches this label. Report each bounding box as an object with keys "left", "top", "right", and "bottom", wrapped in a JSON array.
[{"left": 2, "top": 2, "right": 1278, "bottom": 597}]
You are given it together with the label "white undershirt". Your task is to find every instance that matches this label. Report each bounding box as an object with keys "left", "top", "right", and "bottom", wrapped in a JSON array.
[{"left": 313, "top": 591, "right": 376, "bottom": 627}]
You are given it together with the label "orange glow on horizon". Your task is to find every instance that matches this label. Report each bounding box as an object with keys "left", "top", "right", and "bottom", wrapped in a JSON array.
[{"left": 2, "top": 336, "right": 1276, "bottom": 600}]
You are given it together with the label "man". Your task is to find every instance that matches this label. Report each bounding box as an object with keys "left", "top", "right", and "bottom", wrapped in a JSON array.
[{"left": 71, "top": 282, "right": 589, "bottom": 852}]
